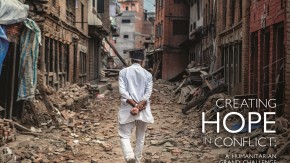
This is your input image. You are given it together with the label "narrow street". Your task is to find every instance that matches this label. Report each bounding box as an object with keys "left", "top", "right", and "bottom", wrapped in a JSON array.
[
  {"left": 4, "top": 81, "right": 223, "bottom": 163},
  {"left": 1, "top": 0, "right": 290, "bottom": 163}
]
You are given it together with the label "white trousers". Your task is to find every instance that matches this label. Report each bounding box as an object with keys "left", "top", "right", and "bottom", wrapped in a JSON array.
[{"left": 118, "top": 120, "right": 147, "bottom": 163}]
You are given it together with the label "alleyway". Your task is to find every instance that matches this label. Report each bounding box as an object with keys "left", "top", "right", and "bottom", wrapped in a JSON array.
[{"left": 4, "top": 82, "right": 226, "bottom": 163}]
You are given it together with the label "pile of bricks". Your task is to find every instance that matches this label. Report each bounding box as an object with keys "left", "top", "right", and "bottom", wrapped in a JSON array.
[{"left": 0, "top": 119, "right": 16, "bottom": 146}]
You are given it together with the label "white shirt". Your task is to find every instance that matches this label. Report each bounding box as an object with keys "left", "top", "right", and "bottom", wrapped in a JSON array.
[{"left": 118, "top": 63, "right": 154, "bottom": 124}]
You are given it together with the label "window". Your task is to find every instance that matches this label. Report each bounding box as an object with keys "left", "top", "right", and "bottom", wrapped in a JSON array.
[
  {"left": 132, "top": 3, "right": 135, "bottom": 6},
  {"left": 79, "top": 52, "right": 87, "bottom": 83},
  {"left": 174, "top": 0, "right": 184, "bottom": 4},
  {"left": 156, "top": 0, "right": 158, "bottom": 8},
  {"left": 223, "top": 0, "right": 227, "bottom": 29},
  {"left": 123, "top": 50, "right": 127, "bottom": 54},
  {"left": 124, "top": 35, "right": 129, "bottom": 39},
  {"left": 160, "top": 23, "right": 163, "bottom": 36},
  {"left": 159, "top": 0, "right": 163, "bottom": 7},
  {"left": 208, "top": 1, "right": 211, "bottom": 24},
  {"left": 156, "top": 23, "right": 163, "bottom": 37},
  {"left": 52, "top": 0, "right": 56, "bottom": 7},
  {"left": 92, "top": 0, "right": 95, "bottom": 8},
  {"left": 205, "top": 4, "right": 207, "bottom": 25},
  {"left": 250, "top": 33, "right": 258, "bottom": 94},
  {"left": 75, "top": 0, "right": 78, "bottom": 8},
  {"left": 173, "top": 20, "right": 189, "bottom": 35},
  {"left": 44, "top": 37, "right": 69, "bottom": 88},
  {"left": 81, "top": 3, "right": 84, "bottom": 29},
  {"left": 223, "top": 43, "right": 242, "bottom": 95},
  {"left": 65, "top": 44, "right": 69, "bottom": 82},
  {"left": 231, "top": 0, "right": 236, "bottom": 25},
  {"left": 122, "top": 19, "right": 131, "bottom": 23},
  {"left": 97, "top": 0, "right": 104, "bottom": 13},
  {"left": 281, "top": 0, "right": 285, "bottom": 9},
  {"left": 239, "top": 0, "right": 242, "bottom": 21},
  {"left": 197, "top": 0, "right": 200, "bottom": 20},
  {"left": 126, "top": 6, "right": 129, "bottom": 11}
]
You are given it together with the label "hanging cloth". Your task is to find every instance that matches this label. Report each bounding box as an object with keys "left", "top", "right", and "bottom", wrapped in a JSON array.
[
  {"left": 0, "top": 25, "right": 9, "bottom": 77},
  {"left": 17, "top": 18, "right": 41, "bottom": 101},
  {"left": 0, "top": 0, "right": 29, "bottom": 25}
]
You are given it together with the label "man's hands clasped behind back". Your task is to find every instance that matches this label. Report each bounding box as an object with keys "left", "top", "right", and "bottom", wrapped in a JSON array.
[{"left": 127, "top": 99, "right": 147, "bottom": 115}]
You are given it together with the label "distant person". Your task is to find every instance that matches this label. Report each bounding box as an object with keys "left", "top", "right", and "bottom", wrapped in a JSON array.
[{"left": 118, "top": 50, "right": 154, "bottom": 163}]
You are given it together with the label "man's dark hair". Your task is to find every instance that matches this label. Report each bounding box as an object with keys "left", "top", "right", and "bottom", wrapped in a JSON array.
[{"left": 131, "top": 50, "right": 144, "bottom": 61}]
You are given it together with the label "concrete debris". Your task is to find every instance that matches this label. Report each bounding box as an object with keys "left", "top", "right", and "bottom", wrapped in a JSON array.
[
  {"left": 61, "top": 110, "right": 76, "bottom": 120},
  {"left": 99, "top": 142, "right": 113, "bottom": 151},
  {"left": 0, "top": 147, "right": 16, "bottom": 163},
  {"left": 30, "top": 127, "right": 42, "bottom": 133},
  {"left": 0, "top": 119, "right": 16, "bottom": 146},
  {"left": 151, "top": 62, "right": 290, "bottom": 162},
  {"left": 0, "top": 81, "right": 287, "bottom": 162}
]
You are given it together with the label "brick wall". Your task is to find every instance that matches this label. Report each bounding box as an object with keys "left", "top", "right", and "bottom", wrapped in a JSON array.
[
  {"left": 155, "top": 0, "right": 189, "bottom": 49},
  {"left": 162, "top": 51, "right": 188, "bottom": 80},
  {"left": 75, "top": 0, "right": 88, "bottom": 36},
  {"left": 249, "top": 0, "right": 286, "bottom": 116},
  {"left": 241, "top": 0, "right": 250, "bottom": 94},
  {"left": 28, "top": 0, "right": 91, "bottom": 88},
  {"left": 154, "top": 0, "right": 189, "bottom": 80},
  {"left": 214, "top": 0, "right": 249, "bottom": 95}
]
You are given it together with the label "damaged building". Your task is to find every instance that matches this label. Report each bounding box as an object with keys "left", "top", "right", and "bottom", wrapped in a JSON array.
[
  {"left": 249, "top": 0, "right": 287, "bottom": 118},
  {"left": 31, "top": 0, "right": 90, "bottom": 87},
  {"left": 153, "top": 0, "right": 189, "bottom": 80},
  {"left": 114, "top": 0, "right": 154, "bottom": 67},
  {"left": 180, "top": 0, "right": 204, "bottom": 66},
  {"left": 154, "top": 0, "right": 290, "bottom": 120},
  {"left": 0, "top": 0, "right": 119, "bottom": 120},
  {"left": 216, "top": 0, "right": 249, "bottom": 95}
]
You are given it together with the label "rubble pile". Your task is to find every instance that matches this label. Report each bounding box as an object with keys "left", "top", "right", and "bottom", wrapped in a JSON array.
[
  {"left": 0, "top": 79, "right": 287, "bottom": 162},
  {"left": 0, "top": 119, "right": 16, "bottom": 146},
  {"left": 154, "top": 61, "right": 226, "bottom": 114},
  {"left": 9, "top": 91, "right": 121, "bottom": 163},
  {"left": 0, "top": 147, "right": 16, "bottom": 163},
  {"left": 152, "top": 62, "right": 290, "bottom": 162},
  {"left": 49, "top": 84, "right": 89, "bottom": 109}
]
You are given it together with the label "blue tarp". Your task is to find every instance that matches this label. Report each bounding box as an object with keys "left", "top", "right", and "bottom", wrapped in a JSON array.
[
  {"left": 231, "top": 122, "right": 262, "bottom": 133},
  {"left": 0, "top": 25, "right": 9, "bottom": 77},
  {"left": 17, "top": 18, "right": 41, "bottom": 101}
]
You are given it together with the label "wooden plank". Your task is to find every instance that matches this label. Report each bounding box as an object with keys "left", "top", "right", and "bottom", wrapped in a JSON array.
[
  {"left": 37, "top": 74, "right": 60, "bottom": 128},
  {"left": 276, "top": 141, "right": 290, "bottom": 158},
  {"left": 104, "top": 37, "right": 128, "bottom": 67},
  {"left": 153, "top": 58, "right": 161, "bottom": 79},
  {"left": 103, "top": 69, "right": 121, "bottom": 72},
  {"left": 204, "top": 80, "right": 213, "bottom": 90},
  {"left": 3, "top": 119, "right": 32, "bottom": 132}
]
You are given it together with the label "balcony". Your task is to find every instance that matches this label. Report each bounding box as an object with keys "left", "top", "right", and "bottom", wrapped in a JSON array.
[
  {"left": 88, "top": 0, "right": 102, "bottom": 26},
  {"left": 88, "top": 9, "right": 102, "bottom": 26},
  {"left": 111, "top": 25, "right": 120, "bottom": 37}
]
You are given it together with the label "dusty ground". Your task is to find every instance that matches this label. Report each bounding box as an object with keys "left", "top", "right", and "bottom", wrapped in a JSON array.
[{"left": 3, "top": 82, "right": 290, "bottom": 163}]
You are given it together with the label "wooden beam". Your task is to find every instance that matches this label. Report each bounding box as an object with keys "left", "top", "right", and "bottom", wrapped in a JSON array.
[{"left": 104, "top": 37, "right": 128, "bottom": 67}]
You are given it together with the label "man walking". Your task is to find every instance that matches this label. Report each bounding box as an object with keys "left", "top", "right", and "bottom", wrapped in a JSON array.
[{"left": 118, "top": 50, "right": 154, "bottom": 163}]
